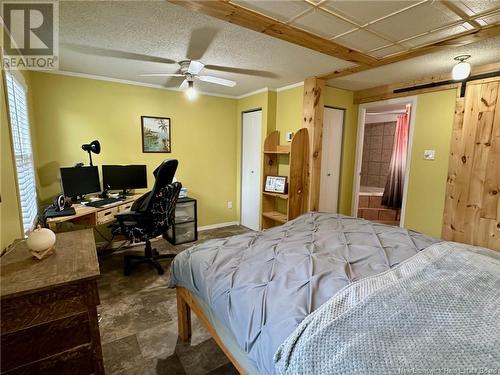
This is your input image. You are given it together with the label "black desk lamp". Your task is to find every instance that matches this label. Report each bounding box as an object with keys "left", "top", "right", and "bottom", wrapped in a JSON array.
[{"left": 81, "top": 140, "right": 101, "bottom": 166}]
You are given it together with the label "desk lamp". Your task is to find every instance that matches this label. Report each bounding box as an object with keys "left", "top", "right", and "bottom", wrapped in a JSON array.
[{"left": 81, "top": 140, "right": 101, "bottom": 166}]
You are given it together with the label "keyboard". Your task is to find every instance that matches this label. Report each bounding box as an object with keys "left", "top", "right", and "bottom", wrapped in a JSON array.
[{"left": 85, "top": 198, "right": 124, "bottom": 208}]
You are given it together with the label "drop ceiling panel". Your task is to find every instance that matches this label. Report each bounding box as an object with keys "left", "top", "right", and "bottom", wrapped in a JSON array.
[
  {"left": 320, "top": 0, "right": 420, "bottom": 25},
  {"left": 329, "top": 36, "right": 500, "bottom": 91},
  {"left": 403, "top": 24, "right": 472, "bottom": 48},
  {"left": 334, "top": 29, "right": 391, "bottom": 52},
  {"left": 368, "top": 44, "right": 406, "bottom": 58},
  {"left": 231, "top": 0, "right": 312, "bottom": 22},
  {"left": 291, "top": 8, "right": 356, "bottom": 38},
  {"left": 457, "top": 0, "right": 500, "bottom": 16},
  {"left": 477, "top": 11, "right": 500, "bottom": 25},
  {"left": 367, "top": 2, "right": 462, "bottom": 41}
]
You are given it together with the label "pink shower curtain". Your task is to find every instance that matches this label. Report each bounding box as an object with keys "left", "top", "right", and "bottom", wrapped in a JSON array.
[{"left": 382, "top": 104, "right": 411, "bottom": 209}]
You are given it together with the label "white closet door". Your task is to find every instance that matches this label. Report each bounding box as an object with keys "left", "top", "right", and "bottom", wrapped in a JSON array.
[
  {"left": 319, "top": 107, "right": 344, "bottom": 213},
  {"left": 241, "top": 110, "right": 262, "bottom": 230}
]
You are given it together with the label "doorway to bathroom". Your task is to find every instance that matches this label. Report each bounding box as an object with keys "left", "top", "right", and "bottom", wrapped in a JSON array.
[{"left": 352, "top": 97, "right": 417, "bottom": 227}]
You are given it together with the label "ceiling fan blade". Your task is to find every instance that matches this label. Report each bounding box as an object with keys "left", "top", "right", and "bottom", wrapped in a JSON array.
[
  {"left": 140, "top": 73, "right": 185, "bottom": 77},
  {"left": 179, "top": 79, "right": 188, "bottom": 90},
  {"left": 188, "top": 60, "right": 205, "bottom": 75},
  {"left": 204, "top": 65, "right": 279, "bottom": 78},
  {"left": 198, "top": 75, "right": 236, "bottom": 87},
  {"left": 61, "top": 42, "right": 176, "bottom": 65},
  {"left": 186, "top": 27, "right": 219, "bottom": 61}
]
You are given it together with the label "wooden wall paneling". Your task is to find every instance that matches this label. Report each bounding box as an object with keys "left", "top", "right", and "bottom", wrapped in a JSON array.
[
  {"left": 288, "top": 128, "right": 308, "bottom": 220},
  {"left": 442, "top": 79, "right": 500, "bottom": 250},
  {"left": 442, "top": 97, "right": 465, "bottom": 240},
  {"left": 303, "top": 77, "right": 325, "bottom": 212}
]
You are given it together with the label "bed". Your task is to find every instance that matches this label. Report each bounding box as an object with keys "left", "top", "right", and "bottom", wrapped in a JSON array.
[{"left": 170, "top": 213, "right": 500, "bottom": 374}]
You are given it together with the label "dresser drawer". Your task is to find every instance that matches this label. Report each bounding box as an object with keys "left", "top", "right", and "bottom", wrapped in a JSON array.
[
  {"left": 1, "top": 280, "right": 99, "bottom": 334},
  {"left": 1, "top": 313, "right": 91, "bottom": 372},
  {"left": 96, "top": 206, "right": 119, "bottom": 225},
  {"left": 4, "top": 346, "right": 95, "bottom": 375}
]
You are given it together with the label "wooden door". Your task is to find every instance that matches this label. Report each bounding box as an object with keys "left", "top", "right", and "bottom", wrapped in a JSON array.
[
  {"left": 319, "top": 107, "right": 344, "bottom": 213},
  {"left": 442, "top": 79, "right": 500, "bottom": 250},
  {"left": 241, "top": 110, "right": 262, "bottom": 231}
]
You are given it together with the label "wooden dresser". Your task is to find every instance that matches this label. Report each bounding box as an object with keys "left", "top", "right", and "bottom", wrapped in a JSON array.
[{"left": 0, "top": 229, "right": 104, "bottom": 375}]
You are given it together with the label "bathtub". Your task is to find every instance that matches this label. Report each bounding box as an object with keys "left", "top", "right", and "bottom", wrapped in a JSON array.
[
  {"left": 359, "top": 186, "right": 384, "bottom": 197},
  {"left": 358, "top": 186, "right": 400, "bottom": 224}
]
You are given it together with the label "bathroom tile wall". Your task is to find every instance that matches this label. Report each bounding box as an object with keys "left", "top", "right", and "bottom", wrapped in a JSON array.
[{"left": 361, "top": 122, "right": 396, "bottom": 187}]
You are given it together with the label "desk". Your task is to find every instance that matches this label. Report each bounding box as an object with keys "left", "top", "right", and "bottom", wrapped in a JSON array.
[
  {"left": 46, "top": 194, "right": 142, "bottom": 232},
  {"left": 0, "top": 229, "right": 104, "bottom": 374}
]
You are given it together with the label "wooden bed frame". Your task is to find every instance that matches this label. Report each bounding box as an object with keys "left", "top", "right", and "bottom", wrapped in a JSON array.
[{"left": 176, "top": 287, "right": 247, "bottom": 374}]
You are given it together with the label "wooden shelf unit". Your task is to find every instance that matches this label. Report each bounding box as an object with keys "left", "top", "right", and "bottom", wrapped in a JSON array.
[{"left": 262, "top": 129, "right": 308, "bottom": 229}]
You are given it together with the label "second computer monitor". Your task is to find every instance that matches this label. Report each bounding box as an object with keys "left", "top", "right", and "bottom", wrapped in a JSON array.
[{"left": 102, "top": 165, "right": 147, "bottom": 194}]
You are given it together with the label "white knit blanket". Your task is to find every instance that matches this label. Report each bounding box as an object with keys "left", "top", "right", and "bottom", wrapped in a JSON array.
[{"left": 274, "top": 242, "right": 500, "bottom": 375}]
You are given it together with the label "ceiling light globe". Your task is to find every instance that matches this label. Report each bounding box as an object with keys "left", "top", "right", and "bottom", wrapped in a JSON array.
[
  {"left": 185, "top": 86, "right": 198, "bottom": 100},
  {"left": 452, "top": 62, "right": 471, "bottom": 81}
]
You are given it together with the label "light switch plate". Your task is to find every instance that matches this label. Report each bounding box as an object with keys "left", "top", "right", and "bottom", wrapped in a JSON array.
[
  {"left": 286, "top": 132, "right": 294, "bottom": 142},
  {"left": 423, "top": 150, "right": 435, "bottom": 160}
]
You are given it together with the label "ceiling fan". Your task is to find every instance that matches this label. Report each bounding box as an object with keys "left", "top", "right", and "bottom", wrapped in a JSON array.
[
  {"left": 61, "top": 27, "right": 279, "bottom": 99},
  {"left": 140, "top": 59, "right": 236, "bottom": 99}
]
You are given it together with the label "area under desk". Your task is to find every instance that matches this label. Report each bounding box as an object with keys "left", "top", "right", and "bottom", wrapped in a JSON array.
[{"left": 46, "top": 194, "right": 142, "bottom": 232}]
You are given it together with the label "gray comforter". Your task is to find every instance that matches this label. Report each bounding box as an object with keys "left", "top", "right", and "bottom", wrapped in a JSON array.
[
  {"left": 170, "top": 213, "right": 438, "bottom": 374},
  {"left": 274, "top": 242, "right": 500, "bottom": 374}
]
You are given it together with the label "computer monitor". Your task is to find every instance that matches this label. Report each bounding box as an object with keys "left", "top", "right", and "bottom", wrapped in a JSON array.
[
  {"left": 60, "top": 166, "right": 101, "bottom": 199},
  {"left": 102, "top": 165, "right": 147, "bottom": 194}
]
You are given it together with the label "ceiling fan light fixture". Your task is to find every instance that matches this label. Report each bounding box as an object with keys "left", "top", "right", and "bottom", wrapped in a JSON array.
[
  {"left": 452, "top": 55, "right": 471, "bottom": 81},
  {"left": 185, "top": 80, "right": 198, "bottom": 101}
]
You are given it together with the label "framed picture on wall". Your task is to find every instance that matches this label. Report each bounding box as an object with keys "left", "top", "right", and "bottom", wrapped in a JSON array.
[
  {"left": 265, "top": 176, "right": 287, "bottom": 194},
  {"left": 141, "top": 116, "right": 171, "bottom": 153}
]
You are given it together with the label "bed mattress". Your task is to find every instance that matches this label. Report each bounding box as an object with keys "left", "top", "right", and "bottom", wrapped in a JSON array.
[{"left": 169, "top": 213, "right": 438, "bottom": 374}]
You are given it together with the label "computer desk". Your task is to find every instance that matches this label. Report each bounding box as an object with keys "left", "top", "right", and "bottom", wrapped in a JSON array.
[{"left": 46, "top": 194, "right": 143, "bottom": 233}]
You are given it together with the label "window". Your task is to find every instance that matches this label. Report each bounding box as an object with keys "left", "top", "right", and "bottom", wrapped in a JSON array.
[{"left": 5, "top": 72, "right": 38, "bottom": 235}]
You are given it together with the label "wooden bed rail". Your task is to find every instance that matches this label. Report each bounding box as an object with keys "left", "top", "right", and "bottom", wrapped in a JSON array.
[{"left": 176, "top": 287, "right": 247, "bottom": 374}]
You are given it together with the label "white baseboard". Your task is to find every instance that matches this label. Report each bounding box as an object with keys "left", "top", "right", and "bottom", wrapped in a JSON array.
[{"left": 198, "top": 221, "right": 240, "bottom": 231}]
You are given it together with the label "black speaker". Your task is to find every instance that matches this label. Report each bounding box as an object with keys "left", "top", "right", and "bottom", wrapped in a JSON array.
[{"left": 53, "top": 195, "right": 72, "bottom": 211}]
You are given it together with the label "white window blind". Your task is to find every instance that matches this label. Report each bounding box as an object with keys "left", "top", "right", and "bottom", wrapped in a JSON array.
[{"left": 5, "top": 72, "right": 38, "bottom": 235}]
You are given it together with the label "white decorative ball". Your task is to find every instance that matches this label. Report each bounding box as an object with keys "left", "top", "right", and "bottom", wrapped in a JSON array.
[{"left": 27, "top": 226, "right": 56, "bottom": 253}]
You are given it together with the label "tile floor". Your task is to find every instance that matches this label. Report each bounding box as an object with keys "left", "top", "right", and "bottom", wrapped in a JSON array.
[{"left": 97, "top": 226, "right": 250, "bottom": 375}]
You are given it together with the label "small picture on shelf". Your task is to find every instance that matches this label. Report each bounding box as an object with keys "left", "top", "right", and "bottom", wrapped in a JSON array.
[{"left": 265, "top": 176, "right": 287, "bottom": 194}]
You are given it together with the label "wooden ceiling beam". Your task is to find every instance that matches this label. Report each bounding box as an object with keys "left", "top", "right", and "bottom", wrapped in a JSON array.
[
  {"left": 168, "top": 0, "right": 377, "bottom": 66},
  {"left": 319, "top": 25, "right": 500, "bottom": 81},
  {"left": 353, "top": 62, "right": 500, "bottom": 104}
]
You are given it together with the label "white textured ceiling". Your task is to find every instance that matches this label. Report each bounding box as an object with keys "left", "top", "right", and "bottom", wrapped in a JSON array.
[
  {"left": 56, "top": 1, "right": 500, "bottom": 96},
  {"left": 58, "top": 1, "right": 354, "bottom": 96}
]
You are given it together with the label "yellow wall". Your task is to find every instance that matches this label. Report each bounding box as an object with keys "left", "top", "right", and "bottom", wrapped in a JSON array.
[
  {"left": 29, "top": 72, "right": 238, "bottom": 227},
  {"left": 274, "top": 84, "right": 359, "bottom": 215},
  {"left": 404, "top": 90, "right": 456, "bottom": 237},
  {"left": 1, "top": 72, "right": 24, "bottom": 250}
]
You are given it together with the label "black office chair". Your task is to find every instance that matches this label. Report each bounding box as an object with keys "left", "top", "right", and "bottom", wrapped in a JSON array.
[{"left": 111, "top": 159, "right": 181, "bottom": 276}]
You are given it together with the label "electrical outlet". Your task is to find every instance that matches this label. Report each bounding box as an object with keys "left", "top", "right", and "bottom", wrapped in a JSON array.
[
  {"left": 423, "top": 150, "right": 436, "bottom": 160},
  {"left": 227, "top": 201, "right": 233, "bottom": 209}
]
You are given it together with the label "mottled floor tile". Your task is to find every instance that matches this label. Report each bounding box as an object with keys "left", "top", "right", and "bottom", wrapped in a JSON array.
[
  {"left": 176, "top": 339, "right": 230, "bottom": 375},
  {"left": 137, "top": 321, "right": 178, "bottom": 359},
  {"left": 205, "top": 363, "right": 239, "bottom": 375},
  {"left": 98, "top": 226, "right": 251, "bottom": 375},
  {"left": 102, "top": 335, "right": 143, "bottom": 374},
  {"left": 155, "top": 354, "right": 187, "bottom": 375}
]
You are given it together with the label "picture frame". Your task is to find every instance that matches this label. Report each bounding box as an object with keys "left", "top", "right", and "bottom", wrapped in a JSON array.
[
  {"left": 264, "top": 175, "right": 287, "bottom": 194},
  {"left": 141, "top": 116, "right": 171, "bottom": 153}
]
